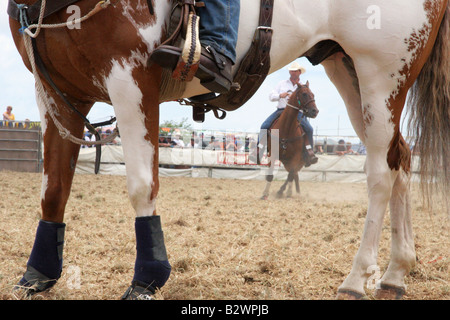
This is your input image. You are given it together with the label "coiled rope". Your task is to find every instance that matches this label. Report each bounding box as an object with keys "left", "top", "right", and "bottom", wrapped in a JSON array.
[{"left": 21, "top": 0, "right": 119, "bottom": 146}]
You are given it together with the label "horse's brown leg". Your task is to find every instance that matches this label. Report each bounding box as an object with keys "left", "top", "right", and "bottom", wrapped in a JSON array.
[{"left": 17, "top": 88, "right": 91, "bottom": 295}]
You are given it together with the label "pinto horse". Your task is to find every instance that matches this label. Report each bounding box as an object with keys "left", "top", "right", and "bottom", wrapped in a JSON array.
[
  {"left": 8, "top": 0, "right": 449, "bottom": 299},
  {"left": 260, "top": 82, "right": 318, "bottom": 200}
]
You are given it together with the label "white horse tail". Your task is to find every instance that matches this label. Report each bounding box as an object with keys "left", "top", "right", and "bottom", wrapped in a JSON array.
[{"left": 407, "top": 3, "right": 449, "bottom": 211}]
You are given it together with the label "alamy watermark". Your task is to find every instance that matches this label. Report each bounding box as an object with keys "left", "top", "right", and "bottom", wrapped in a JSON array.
[
  {"left": 66, "top": 5, "right": 82, "bottom": 29},
  {"left": 63, "top": 4, "right": 382, "bottom": 31},
  {"left": 366, "top": 5, "right": 381, "bottom": 30},
  {"left": 366, "top": 265, "right": 381, "bottom": 289},
  {"left": 66, "top": 265, "right": 81, "bottom": 290}
]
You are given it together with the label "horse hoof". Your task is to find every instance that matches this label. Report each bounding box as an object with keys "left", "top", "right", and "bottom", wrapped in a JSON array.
[
  {"left": 13, "top": 269, "right": 58, "bottom": 299},
  {"left": 11, "top": 285, "right": 35, "bottom": 299},
  {"left": 260, "top": 195, "right": 268, "bottom": 200},
  {"left": 121, "top": 282, "right": 155, "bottom": 300},
  {"left": 374, "top": 284, "right": 405, "bottom": 300},
  {"left": 336, "top": 289, "right": 367, "bottom": 300}
]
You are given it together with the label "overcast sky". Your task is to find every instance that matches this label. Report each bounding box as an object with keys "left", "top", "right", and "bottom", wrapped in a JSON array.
[{"left": 0, "top": 3, "right": 358, "bottom": 138}]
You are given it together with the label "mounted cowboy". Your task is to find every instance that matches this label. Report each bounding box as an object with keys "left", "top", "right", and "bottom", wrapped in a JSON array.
[{"left": 260, "top": 62, "right": 318, "bottom": 167}]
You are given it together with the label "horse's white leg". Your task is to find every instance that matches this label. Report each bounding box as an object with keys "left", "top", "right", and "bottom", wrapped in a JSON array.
[
  {"left": 338, "top": 151, "right": 396, "bottom": 299},
  {"left": 106, "top": 61, "right": 171, "bottom": 299},
  {"left": 261, "top": 174, "right": 273, "bottom": 200},
  {"left": 107, "top": 63, "right": 158, "bottom": 217},
  {"left": 375, "top": 171, "right": 415, "bottom": 299},
  {"left": 286, "top": 180, "right": 293, "bottom": 198},
  {"left": 322, "top": 52, "right": 408, "bottom": 298},
  {"left": 336, "top": 55, "right": 402, "bottom": 298}
]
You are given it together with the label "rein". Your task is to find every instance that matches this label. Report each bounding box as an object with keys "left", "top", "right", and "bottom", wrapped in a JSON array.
[{"left": 287, "top": 86, "right": 316, "bottom": 118}]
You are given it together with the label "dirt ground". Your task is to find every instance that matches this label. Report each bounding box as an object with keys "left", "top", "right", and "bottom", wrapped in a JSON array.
[{"left": 0, "top": 171, "right": 448, "bottom": 300}]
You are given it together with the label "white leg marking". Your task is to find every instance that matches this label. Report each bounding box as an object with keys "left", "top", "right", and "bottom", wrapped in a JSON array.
[{"left": 105, "top": 61, "right": 156, "bottom": 217}]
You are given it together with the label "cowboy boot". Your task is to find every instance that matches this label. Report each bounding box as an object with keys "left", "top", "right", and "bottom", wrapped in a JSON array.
[
  {"left": 150, "top": 44, "right": 234, "bottom": 94},
  {"left": 304, "top": 145, "right": 318, "bottom": 167}
]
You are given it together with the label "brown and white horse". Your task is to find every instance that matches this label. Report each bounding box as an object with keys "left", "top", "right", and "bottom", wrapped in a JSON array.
[
  {"left": 9, "top": 0, "right": 449, "bottom": 299},
  {"left": 260, "top": 82, "right": 318, "bottom": 200}
]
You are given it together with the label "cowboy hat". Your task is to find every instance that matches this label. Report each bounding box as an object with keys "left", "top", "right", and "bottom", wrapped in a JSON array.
[{"left": 288, "top": 61, "right": 306, "bottom": 73}]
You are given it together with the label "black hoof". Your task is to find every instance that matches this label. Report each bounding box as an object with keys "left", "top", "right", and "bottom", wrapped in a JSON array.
[
  {"left": 336, "top": 288, "right": 368, "bottom": 300},
  {"left": 374, "top": 283, "right": 406, "bottom": 300},
  {"left": 121, "top": 281, "right": 155, "bottom": 300},
  {"left": 14, "top": 265, "right": 58, "bottom": 298}
]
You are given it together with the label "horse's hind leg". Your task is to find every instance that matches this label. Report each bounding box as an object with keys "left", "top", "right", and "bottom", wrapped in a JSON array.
[
  {"left": 283, "top": 172, "right": 296, "bottom": 198},
  {"left": 375, "top": 171, "right": 415, "bottom": 299},
  {"left": 335, "top": 53, "right": 414, "bottom": 299},
  {"left": 105, "top": 63, "right": 171, "bottom": 299},
  {"left": 261, "top": 174, "right": 273, "bottom": 200},
  {"left": 17, "top": 89, "right": 90, "bottom": 295}
]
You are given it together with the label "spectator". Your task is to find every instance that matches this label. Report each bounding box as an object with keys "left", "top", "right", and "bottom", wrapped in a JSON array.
[
  {"left": 357, "top": 143, "right": 366, "bottom": 155},
  {"left": 83, "top": 131, "right": 91, "bottom": 148},
  {"left": 314, "top": 141, "right": 324, "bottom": 154},
  {"left": 206, "top": 136, "right": 220, "bottom": 150},
  {"left": 3, "top": 106, "right": 15, "bottom": 127},
  {"left": 159, "top": 135, "right": 171, "bottom": 147},
  {"left": 186, "top": 137, "right": 200, "bottom": 148},
  {"left": 225, "top": 135, "right": 236, "bottom": 151},
  {"left": 171, "top": 134, "right": 185, "bottom": 148},
  {"left": 248, "top": 137, "right": 257, "bottom": 153},
  {"left": 198, "top": 132, "right": 208, "bottom": 149},
  {"left": 335, "top": 139, "right": 347, "bottom": 155},
  {"left": 344, "top": 142, "right": 358, "bottom": 154},
  {"left": 336, "top": 140, "right": 358, "bottom": 155},
  {"left": 104, "top": 129, "right": 119, "bottom": 145},
  {"left": 23, "top": 119, "right": 31, "bottom": 129}
]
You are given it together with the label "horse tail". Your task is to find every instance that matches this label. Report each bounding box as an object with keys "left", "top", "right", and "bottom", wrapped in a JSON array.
[{"left": 407, "top": 3, "right": 449, "bottom": 211}]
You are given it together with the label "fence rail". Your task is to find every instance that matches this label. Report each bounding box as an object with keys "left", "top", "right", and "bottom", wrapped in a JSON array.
[{"left": 0, "top": 126, "right": 43, "bottom": 173}]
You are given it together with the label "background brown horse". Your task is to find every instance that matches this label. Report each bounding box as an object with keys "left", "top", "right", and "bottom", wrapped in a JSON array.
[{"left": 261, "top": 82, "right": 318, "bottom": 200}]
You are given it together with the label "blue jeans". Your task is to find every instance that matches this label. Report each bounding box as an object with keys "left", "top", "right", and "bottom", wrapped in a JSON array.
[
  {"left": 260, "top": 109, "right": 314, "bottom": 147},
  {"left": 197, "top": 0, "right": 240, "bottom": 63}
]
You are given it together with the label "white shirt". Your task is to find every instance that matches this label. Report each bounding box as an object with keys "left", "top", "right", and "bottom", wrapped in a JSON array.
[
  {"left": 269, "top": 79, "right": 299, "bottom": 109},
  {"left": 172, "top": 138, "right": 185, "bottom": 148}
]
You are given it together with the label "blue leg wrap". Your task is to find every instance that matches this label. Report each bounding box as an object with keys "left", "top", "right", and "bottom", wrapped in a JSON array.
[
  {"left": 18, "top": 220, "right": 65, "bottom": 292},
  {"left": 133, "top": 216, "right": 171, "bottom": 293}
]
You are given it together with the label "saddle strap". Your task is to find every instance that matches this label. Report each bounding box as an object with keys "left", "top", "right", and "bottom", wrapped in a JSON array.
[
  {"left": 229, "top": 0, "right": 274, "bottom": 105},
  {"left": 185, "top": 0, "right": 274, "bottom": 117}
]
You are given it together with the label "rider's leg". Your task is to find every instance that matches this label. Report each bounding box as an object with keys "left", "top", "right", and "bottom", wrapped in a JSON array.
[
  {"left": 150, "top": 0, "right": 240, "bottom": 93},
  {"left": 197, "top": 0, "right": 240, "bottom": 64},
  {"left": 298, "top": 115, "right": 317, "bottom": 166},
  {"left": 259, "top": 109, "right": 283, "bottom": 144}
]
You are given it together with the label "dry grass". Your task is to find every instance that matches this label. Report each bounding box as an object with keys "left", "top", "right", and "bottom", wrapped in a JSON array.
[{"left": 0, "top": 171, "right": 448, "bottom": 300}]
